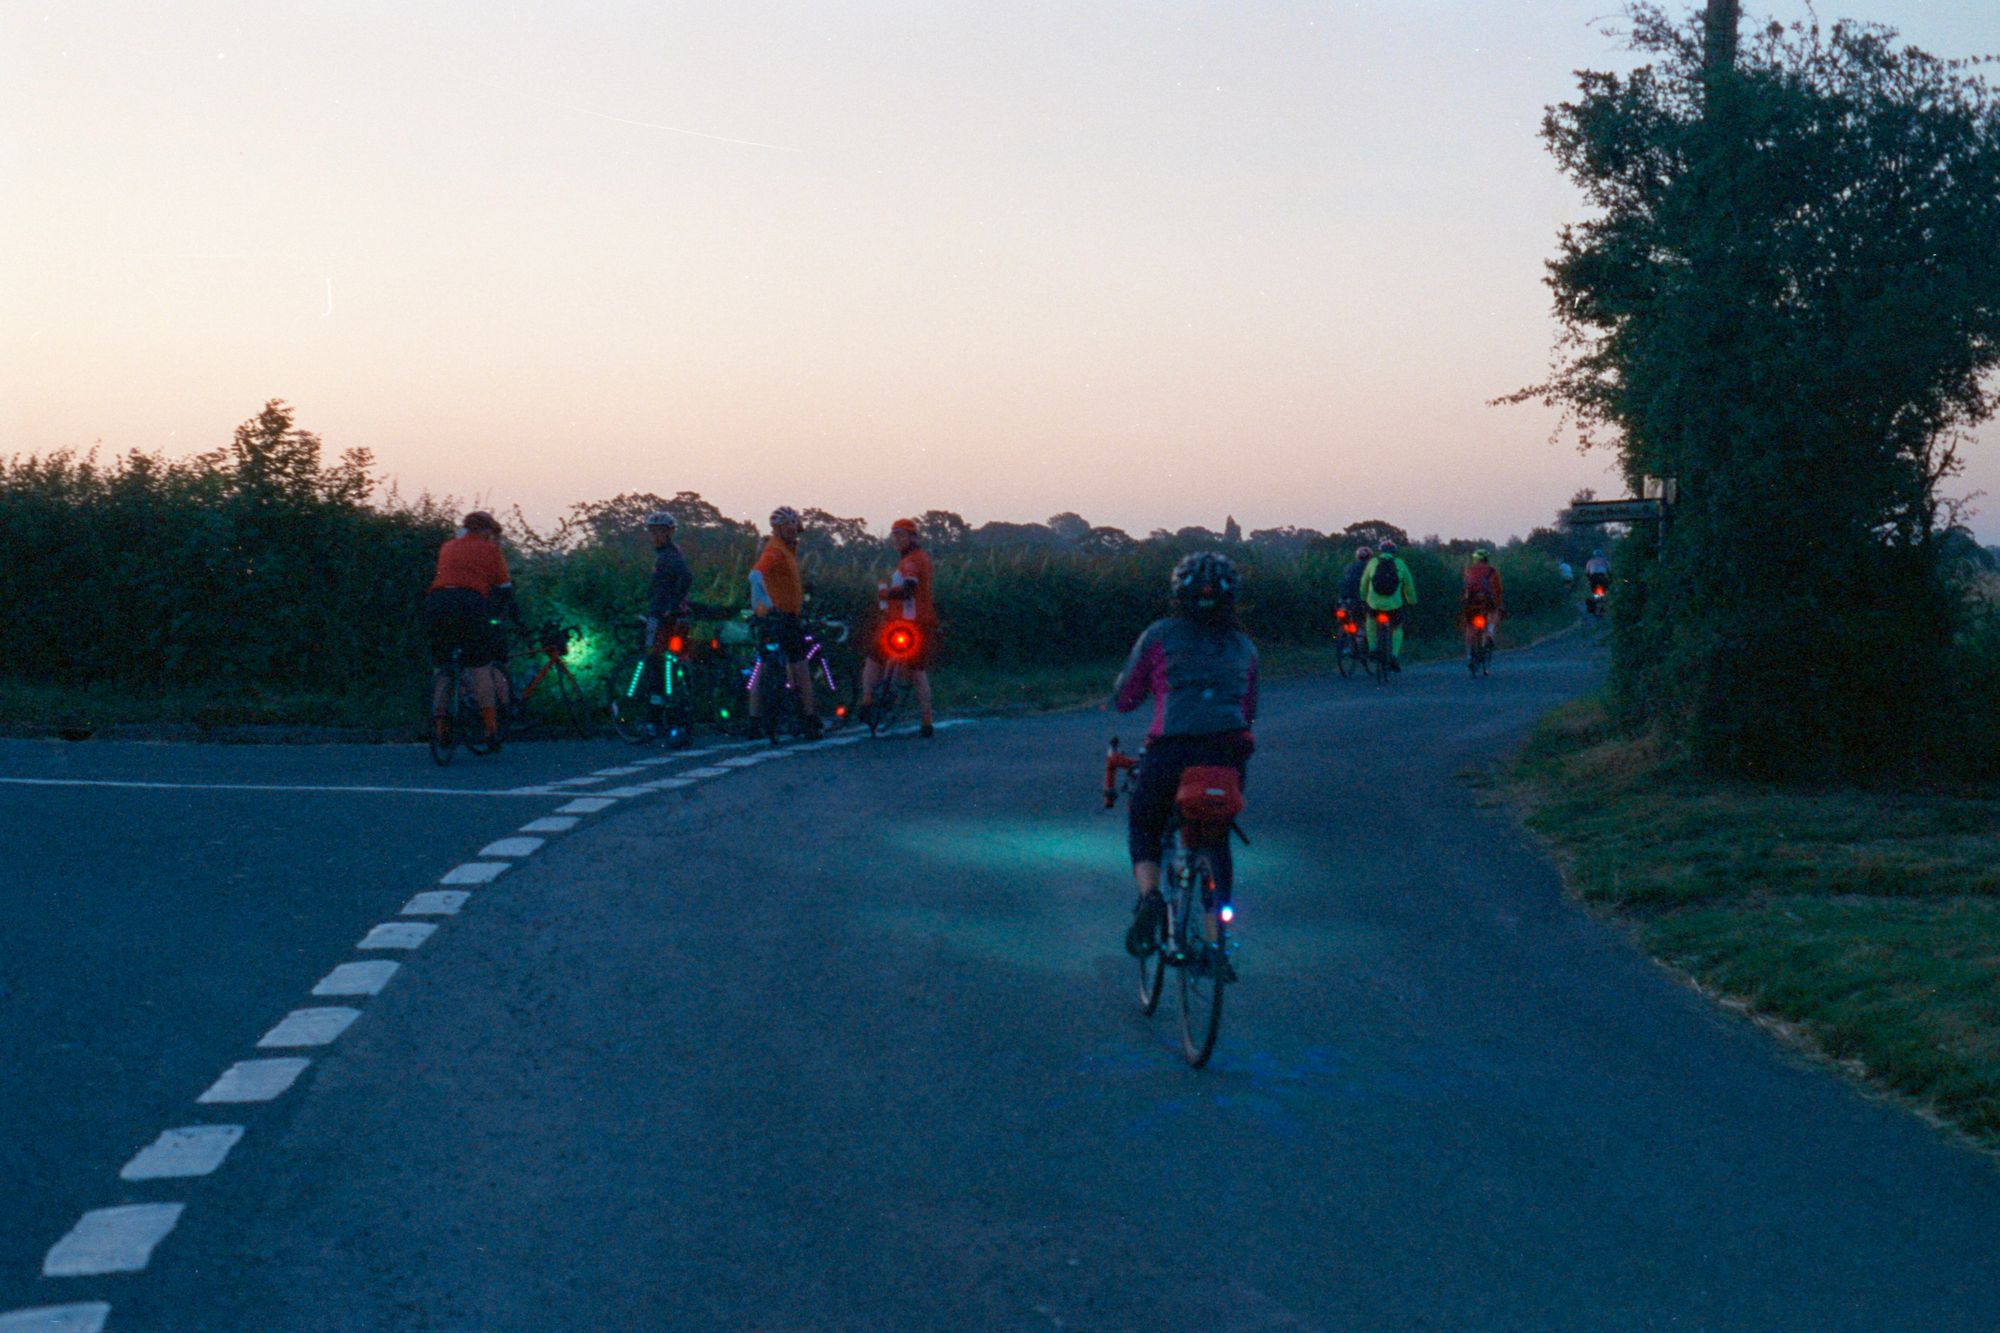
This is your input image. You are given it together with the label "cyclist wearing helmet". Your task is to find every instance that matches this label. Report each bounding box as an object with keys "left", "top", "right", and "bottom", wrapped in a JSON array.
[
  {"left": 748, "top": 506, "right": 821, "bottom": 740},
  {"left": 424, "top": 511, "right": 520, "bottom": 751},
  {"left": 1462, "top": 548, "right": 1504, "bottom": 653},
  {"left": 859, "top": 517, "right": 939, "bottom": 738},
  {"left": 1336, "top": 544, "right": 1372, "bottom": 643},
  {"left": 1362, "top": 538, "right": 1417, "bottom": 671},
  {"left": 1115, "top": 551, "right": 1258, "bottom": 962},
  {"left": 637, "top": 511, "right": 694, "bottom": 742}
]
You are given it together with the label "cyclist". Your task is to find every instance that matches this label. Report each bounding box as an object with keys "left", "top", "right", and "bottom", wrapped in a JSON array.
[
  {"left": 1115, "top": 552, "right": 1258, "bottom": 967},
  {"left": 1361, "top": 538, "right": 1417, "bottom": 672},
  {"left": 639, "top": 511, "right": 694, "bottom": 742},
  {"left": 1336, "top": 544, "right": 1371, "bottom": 642},
  {"left": 859, "top": 517, "right": 939, "bottom": 738},
  {"left": 423, "top": 511, "right": 520, "bottom": 752},
  {"left": 747, "top": 506, "right": 822, "bottom": 740},
  {"left": 1584, "top": 548, "right": 1612, "bottom": 615},
  {"left": 1462, "top": 548, "right": 1504, "bottom": 656}
]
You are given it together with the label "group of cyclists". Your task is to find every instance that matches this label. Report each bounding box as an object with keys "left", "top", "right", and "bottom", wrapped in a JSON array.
[
  {"left": 1333, "top": 540, "right": 1511, "bottom": 676},
  {"left": 421, "top": 506, "right": 940, "bottom": 752}
]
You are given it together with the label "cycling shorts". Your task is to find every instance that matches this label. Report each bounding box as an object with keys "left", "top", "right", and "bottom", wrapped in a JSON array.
[
  {"left": 756, "top": 611, "right": 808, "bottom": 665},
  {"left": 423, "top": 588, "right": 504, "bottom": 668}
]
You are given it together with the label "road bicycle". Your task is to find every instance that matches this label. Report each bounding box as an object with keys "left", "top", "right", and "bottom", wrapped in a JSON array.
[
  {"left": 861, "top": 621, "right": 922, "bottom": 736},
  {"left": 607, "top": 619, "right": 695, "bottom": 747},
  {"left": 1333, "top": 601, "right": 1368, "bottom": 679},
  {"left": 1368, "top": 607, "right": 1403, "bottom": 685},
  {"left": 743, "top": 613, "right": 848, "bottom": 743},
  {"left": 426, "top": 647, "right": 499, "bottom": 766},
  {"left": 1463, "top": 600, "right": 1496, "bottom": 678},
  {"left": 1105, "top": 738, "right": 1245, "bottom": 1068},
  {"left": 501, "top": 620, "right": 594, "bottom": 739}
]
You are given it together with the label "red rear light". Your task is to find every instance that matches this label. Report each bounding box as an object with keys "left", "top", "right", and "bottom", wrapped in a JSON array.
[
  {"left": 882, "top": 624, "right": 921, "bottom": 660},
  {"left": 1472, "top": 615, "right": 1487, "bottom": 630},
  {"left": 835, "top": 705, "right": 848, "bottom": 718},
  {"left": 709, "top": 638, "right": 721, "bottom": 651},
  {"left": 667, "top": 635, "right": 685, "bottom": 655},
  {"left": 1376, "top": 613, "right": 1390, "bottom": 625}
]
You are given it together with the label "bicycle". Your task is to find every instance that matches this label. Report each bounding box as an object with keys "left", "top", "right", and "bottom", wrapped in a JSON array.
[
  {"left": 743, "top": 613, "right": 848, "bottom": 743},
  {"left": 426, "top": 647, "right": 499, "bottom": 766},
  {"left": 1333, "top": 601, "right": 1368, "bottom": 679},
  {"left": 502, "top": 620, "right": 594, "bottom": 739},
  {"left": 607, "top": 618, "right": 695, "bottom": 747},
  {"left": 862, "top": 621, "right": 921, "bottom": 736},
  {"left": 1105, "top": 738, "right": 1245, "bottom": 1068},
  {"left": 1463, "top": 600, "right": 1495, "bottom": 678},
  {"left": 1368, "top": 607, "right": 1402, "bottom": 685}
]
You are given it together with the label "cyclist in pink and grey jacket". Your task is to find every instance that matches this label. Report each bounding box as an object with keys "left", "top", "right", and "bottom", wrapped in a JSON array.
[{"left": 1113, "top": 551, "right": 1258, "bottom": 959}]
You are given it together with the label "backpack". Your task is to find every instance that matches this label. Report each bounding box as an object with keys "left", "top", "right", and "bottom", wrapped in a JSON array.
[{"left": 1370, "top": 558, "right": 1402, "bottom": 598}]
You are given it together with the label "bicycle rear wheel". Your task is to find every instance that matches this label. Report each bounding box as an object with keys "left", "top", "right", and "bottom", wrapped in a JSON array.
[
  {"left": 607, "top": 656, "right": 652, "bottom": 744},
  {"left": 552, "top": 662, "right": 594, "bottom": 738},
  {"left": 459, "top": 671, "right": 498, "bottom": 756},
  {"left": 1336, "top": 636, "right": 1355, "bottom": 679},
  {"left": 1136, "top": 888, "right": 1169, "bottom": 1016},
  {"left": 1177, "top": 850, "right": 1227, "bottom": 1068},
  {"left": 427, "top": 669, "right": 457, "bottom": 766}
]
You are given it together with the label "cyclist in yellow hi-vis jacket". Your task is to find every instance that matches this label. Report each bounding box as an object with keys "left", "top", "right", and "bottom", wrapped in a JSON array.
[{"left": 1361, "top": 538, "right": 1418, "bottom": 672}]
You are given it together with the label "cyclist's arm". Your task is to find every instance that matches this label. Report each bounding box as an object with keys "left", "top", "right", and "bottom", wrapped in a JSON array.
[
  {"left": 1400, "top": 562, "right": 1417, "bottom": 606},
  {"left": 1112, "top": 635, "right": 1161, "bottom": 713},
  {"left": 1244, "top": 655, "right": 1260, "bottom": 726},
  {"left": 748, "top": 568, "right": 773, "bottom": 615}
]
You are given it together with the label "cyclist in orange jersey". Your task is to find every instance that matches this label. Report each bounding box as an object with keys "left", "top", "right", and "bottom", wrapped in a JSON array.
[
  {"left": 747, "top": 506, "right": 821, "bottom": 740},
  {"left": 859, "top": 518, "right": 940, "bottom": 738}
]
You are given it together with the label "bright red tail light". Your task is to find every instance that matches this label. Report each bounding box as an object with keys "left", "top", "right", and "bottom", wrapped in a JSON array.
[
  {"left": 709, "top": 638, "right": 721, "bottom": 651},
  {"left": 1472, "top": 615, "right": 1487, "bottom": 630},
  {"left": 1376, "top": 613, "right": 1390, "bottom": 625},
  {"left": 835, "top": 705, "right": 848, "bottom": 718},
  {"left": 667, "top": 635, "right": 685, "bottom": 655},
  {"left": 882, "top": 624, "right": 920, "bottom": 660}
]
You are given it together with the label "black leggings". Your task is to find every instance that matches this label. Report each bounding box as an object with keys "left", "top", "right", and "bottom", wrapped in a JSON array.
[{"left": 1127, "top": 731, "right": 1252, "bottom": 902}]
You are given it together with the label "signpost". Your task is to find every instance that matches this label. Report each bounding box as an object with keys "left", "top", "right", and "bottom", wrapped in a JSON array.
[{"left": 1564, "top": 498, "right": 1664, "bottom": 526}]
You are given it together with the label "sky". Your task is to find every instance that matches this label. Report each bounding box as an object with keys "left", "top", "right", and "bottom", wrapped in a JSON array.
[{"left": 6, "top": 1, "right": 1998, "bottom": 543}]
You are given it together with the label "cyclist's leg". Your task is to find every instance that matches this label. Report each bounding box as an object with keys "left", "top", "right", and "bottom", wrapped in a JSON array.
[
  {"left": 1124, "top": 739, "right": 1180, "bottom": 953},
  {"left": 912, "top": 670, "right": 933, "bottom": 728},
  {"left": 1391, "top": 610, "right": 1405, "bottom": 665},
  {"left": 859, "top": 656, "right": 882, "bottom": 707}
]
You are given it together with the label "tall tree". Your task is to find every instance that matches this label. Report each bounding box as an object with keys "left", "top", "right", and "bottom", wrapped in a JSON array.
[{"left": 1517, "top": 5, "right": 2000, "bottom": 778}]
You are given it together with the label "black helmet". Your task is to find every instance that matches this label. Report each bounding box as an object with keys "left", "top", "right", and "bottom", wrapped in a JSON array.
[{"left": 1170, "top": 551, "right": 1239, "bottom": 610}]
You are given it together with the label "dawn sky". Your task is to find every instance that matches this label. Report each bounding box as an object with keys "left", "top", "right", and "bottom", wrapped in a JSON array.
[{"left": 7, "top": 1, "right": 1998, "bottom": 543}]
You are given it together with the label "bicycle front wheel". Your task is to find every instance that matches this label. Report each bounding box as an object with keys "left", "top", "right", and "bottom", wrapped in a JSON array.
[
  {"left": 1177, "top": 851, "right": 1227, "bottom": 1068},
  {"left": 553, "top": 663, "right": 594, "bottom": 738},
  {"left": 607, "top": 656, "right": 651, "bottom": 744},
  {"left": 1136, "top": 888, "right": 1169, "bottom": 1016}
]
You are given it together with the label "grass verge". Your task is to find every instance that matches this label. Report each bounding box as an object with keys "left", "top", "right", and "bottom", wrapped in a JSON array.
[{"left": 1508, "top": 696, "right": 2000, "bottom": 1140}]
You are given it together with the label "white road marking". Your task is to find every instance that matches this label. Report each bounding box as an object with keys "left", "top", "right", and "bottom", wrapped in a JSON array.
[
  {"left": 119, "top": 1125, "right": 244, "bottom": 1181},
  {"left": 642, "top": 778, "right": 694, "bottom": 790},
  {"left": 0, "top": 1303, "right": 111, "bottom": 1333},
  {"left": 592, "top": 766, "right": 646, "bottom": 776},
  {"left": 42, "top": 1204, "right": 185, "bottom": 1276},
  {"left": 401, "top": 890, "right": 471, "bottom": 916},
  {"left": 681, "top": 767, "right": 730, "bottom": 778},
  {"left": 548, "top": 776, "right": 606, "bottom": 787},
  {"left": 717, "top": 755, "right": 766, "bottom": 768},
  {"left": 312, "top": 961, "right": 399, "bottom": 997},
  {"left": 599, "top": 786, "right": 654, "bottom": 798},
  {"left": 519, "top": 816, "right": 579, "bottom": 833},
  {"left": 632, "top": 756, "right": 678, "bottom": 766},
  {"left": 359, "top": 921, "right": 436, "bottom": 950},
  {"left": 258, "top": 1007, "right": 361, "bottom": 1048},
  {"left": 440, "top": 861, "right": 509, "bottom": 885},
  {"left": 478, "top": 836, "right": 545, "bottom": 857},
  {"left": 198, "top": 1058, "right": 309, "bottom": 1104},
  {"left": 0, "top": 778, "right": 553, "bottom": 798},
  {"left": 557, "top": 798, "right": 617, "bottom": 814}
]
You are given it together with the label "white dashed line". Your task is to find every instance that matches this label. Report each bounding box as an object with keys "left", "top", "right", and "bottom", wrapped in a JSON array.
[
  {"left": 312, "top": 961, "right": 399, "bottom": 997},
  {"left": 632, "top": 756, "right": 679, "bottom": 766},
  {"left": 119, "top": 1126, "right": 244, "bottom": 1181},
  {"left": 518, "top": 816, "right": 579, "bottom": 833},
  {"left": 681, "top": 767, "right": 730, "bottom": 778},
  {"left": 359, "top": 921, "right": 436, "bottom": 950},
  {"left": 592, "top": 766, "right": 646, "bottom": 776},
  {"left": 43, "top": 1204, "right": 185, "bottom": 1276},
  {"left": 440, "top": 861, "right": 509, "bottom": 885},
  {"left": 599, "top": 786, "right": 654, "bottom": 798},
  {"left": 557, "top": 798, "right": 617, "bottom": 814},
  {"left": 642, "top": 778, "right": 694, "bottom": 790},
  {"left": 257, "top": 1007, "right": 361, "bottom": 1048},
  {"left": 477, "top": 837, "right": 544, "bottom": 858},
  {"left": 0, "top": 1303, "right": 111, "bottom": 1332},
  {"left": 549, "top": 776, "right": 606, "bottom": 787},
  {"left": 198, "top": 1058, "right": 309, "bottom": 1104},
  {"left": 717, "top": 755, "right": 767, "bottom": 768},
  {"left": 401, "top": 890, "right": 471, "bottom": 916}
]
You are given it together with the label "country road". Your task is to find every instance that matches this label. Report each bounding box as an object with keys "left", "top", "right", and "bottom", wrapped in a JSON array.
[{"left": 7, "top": 633, "right": 2000, "bottom": 1331}]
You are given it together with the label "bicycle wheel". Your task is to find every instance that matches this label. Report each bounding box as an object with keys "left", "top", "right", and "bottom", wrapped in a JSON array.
[
  {"left": 607, "top": 656, "right": 651, "bottom": 744},
  {"left": 1336, "top": 635, "right": 1355, "bottom": 679},
  {"left": 552, "top": 662, "right": 594, "bottom": 738},
  {"left": 1177, "top": 850, "right": 1227, "bottom": 1067},
  {"left": 427, "top": 668, "right": 457, "bottom": 766},
  {"left": 459, "top": 670, "right": 498, "bottom": 756},
  {"left": 1136, "top": 883, "right": 1170, "bottom": 1016},
  {"left": 753, "top": 654, "right": 784, "bottom": 744}
]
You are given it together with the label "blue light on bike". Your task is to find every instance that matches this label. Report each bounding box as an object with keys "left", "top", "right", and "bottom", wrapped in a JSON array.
[{"left": 1220, "top": 905, "right": 1235, "bottom": 923}]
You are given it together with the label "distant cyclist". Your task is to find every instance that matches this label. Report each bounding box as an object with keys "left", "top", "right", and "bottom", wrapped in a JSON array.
[
  {"left": 859, "top": 517, "right": 939, "bottom": 738},
  {"left": 639, "top": 510, "right": 693, "bottom": 742},
  {"left": 747, "top": 506, "right": 822, "bottom": 740},
  {"left": 1337, "top": 544, "right": 1372, "bottom": 628},
  {"left": 1361, "top": 538, "right": 1418, "bottom": 672},
  {"left": 1462, "top": 548, "right": 1504, "bottom": 652},
  {"left": 1115, "top": 552, "right": 1258, "bottom": 963},
  {"left": 423, "top": 511, "right": 521, "bottom": 752},
  {"left": 1584, "top": 548, "right": 1612, "bottom": 616}
]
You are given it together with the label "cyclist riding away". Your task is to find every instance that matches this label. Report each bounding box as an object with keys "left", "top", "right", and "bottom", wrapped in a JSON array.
[
  {"left": 423, "top": 511, "right": 521, "bottom": 752},
  {"left": 1584, "top": 548, "right": 1611, "bottom": 616},
  {"left": 859, "top": 517, "right": 939, "bottom": 738},
  {"left": 748, "top": 506, "right": 822, "bottom": 740},
  {"left": 1338, "top": 542, "right": 1371, "bottom": 626},
  {"left": 1462, "top": 547, "right": 1504, "bottom": 653},
  {"left": 1115, "top": 552, "right": 1258, "bottom": 965},
  {"left": 1362, "top": 538, "right": 1417, "bottom": 672},
  {"left": 640, "top": 510, "right": 693, "bottom": 741}
]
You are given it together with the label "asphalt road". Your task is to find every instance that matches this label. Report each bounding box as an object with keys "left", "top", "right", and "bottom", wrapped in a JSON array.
[{"left": 7, "top": 634, "right": 2000, "bottom": 1331}]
